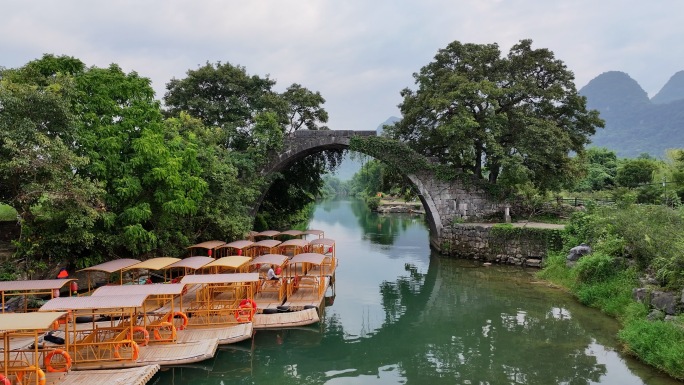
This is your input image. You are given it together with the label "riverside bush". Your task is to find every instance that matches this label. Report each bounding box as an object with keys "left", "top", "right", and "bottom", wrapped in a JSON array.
[
  {"left": 538, "top": 203, "right": 684, "bottom": 379},
  {"left": 619, "top": 318, "right": 684, "bottom": 379}
]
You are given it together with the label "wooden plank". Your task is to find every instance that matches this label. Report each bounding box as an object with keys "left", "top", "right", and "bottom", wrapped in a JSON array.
[
  {"left": 176, "top": 323, "right": 252, "bottom": 345},
  {"left": 47, "top": 364, "right": 159, "bottom": 385},
  {"left": 253, "top": 308, "right": 319, "bottom": 329}
]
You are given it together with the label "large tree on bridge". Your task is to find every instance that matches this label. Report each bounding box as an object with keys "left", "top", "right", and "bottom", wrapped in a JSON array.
[
  {"left": 163, "top": 62, "right": 340, "bottom": 229},
  {"left": 386, "top": 39, "right": 604, "bottom": 193}
]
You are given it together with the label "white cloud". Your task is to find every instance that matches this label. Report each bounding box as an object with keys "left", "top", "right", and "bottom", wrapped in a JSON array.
[{"left": 2, "top": 0, "right": 683, "bottom": 128}]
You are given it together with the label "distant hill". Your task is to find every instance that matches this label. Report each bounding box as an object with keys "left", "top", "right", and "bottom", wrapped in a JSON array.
[
  {"left": 376, "top": 116, "right": 400, "bottom": 136},
  {"left": 652, "top": 71, "right": 684, "bottom": 104},
  {"left": 580, "top": 71, "right": 684, "bottom": 158}
]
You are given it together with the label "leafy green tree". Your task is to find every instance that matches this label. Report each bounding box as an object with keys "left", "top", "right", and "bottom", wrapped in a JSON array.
[
  {"left": 164, "top": 62, "right": 337, "bottom": 230},
  {"left": 70, "top": 64, "right": 211, "bottom": 257},
  {"left": 615, "top": 158, "right": 660, "bottom": 188},
  {"left": 387, "top": 39, "right": 604, "bottom": 194},
  {"left": 281, "top": 83, "right": 329, "bottom": 133},
  {"left": 163, "top": 113, "right": 254, "bottom": 241},
  {"left": 164, "top": 62, "right": 280, "bottom": 150},
  {"left": 0, "top": 73, "right": 104, "bottom": 271},
  {"left": 574, "top": 147, "right": 618, "bottom": 192}
]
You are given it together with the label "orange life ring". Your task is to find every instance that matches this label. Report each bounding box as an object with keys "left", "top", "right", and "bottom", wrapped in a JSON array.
[
  {"left": 152, "top": 323, "right": 177, "bottom": 341},
  {"left": 126, "top": 326, "right": 150, "bottom": 346},
  {"left": 235, "top": 302, "right": 254, "bottom": 323},
  {"left": 0, "top": 374, "right": 10, "bottom": 385},
  {"left": 166, "top": 311, "right": 189, "bottom": 330},
  {"left": 14, "top": 368, "right": 45, "bottom": 385},
  {"left": 239, "top": 298, "right": 257, "bottom": 311},
  {"left": 36, "top": 369, "right": 46, "bottom": 385},
  {"left": 114, "top": 340, "right": 140, "bottom": 360},
  {"left": 44, "top": 348, "right": 73, "bottom": 372}
]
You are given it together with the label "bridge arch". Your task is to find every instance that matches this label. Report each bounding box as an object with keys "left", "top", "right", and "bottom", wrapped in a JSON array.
[{"left": 257, "top": 130, "right": 499, "bottom": 249}]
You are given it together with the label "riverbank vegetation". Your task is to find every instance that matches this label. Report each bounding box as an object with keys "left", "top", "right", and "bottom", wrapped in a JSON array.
[
  {"left": 538, "top": 203, "right": 684, "bottom": 379},
  {"left": 0, "top": 55, "right": 337, "bottom": 275}
]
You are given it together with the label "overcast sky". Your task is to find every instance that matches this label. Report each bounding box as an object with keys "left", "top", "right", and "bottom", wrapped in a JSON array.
[{"left": 3, "top": 1, "right": 682, "bottom": 131}]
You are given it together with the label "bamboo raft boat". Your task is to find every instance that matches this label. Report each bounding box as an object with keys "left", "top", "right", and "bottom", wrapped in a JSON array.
[
  {"left": 38, "top": 294, "right": 218, "bottom": 370},
  {"left": 251, "top": 239, "right": 337, "bottom": 329},
  {"left": 0, "top": 312, "right": 160, "bottom": 385}
]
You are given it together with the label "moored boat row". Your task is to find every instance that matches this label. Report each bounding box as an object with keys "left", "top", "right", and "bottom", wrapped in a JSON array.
[{"left": 0, "top": 229, "right": 337, "bottom": 384}]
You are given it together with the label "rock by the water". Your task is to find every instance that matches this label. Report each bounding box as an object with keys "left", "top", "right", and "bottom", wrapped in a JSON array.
[{"left": 567, "top": 243, "right": 592, "bottom": 262}]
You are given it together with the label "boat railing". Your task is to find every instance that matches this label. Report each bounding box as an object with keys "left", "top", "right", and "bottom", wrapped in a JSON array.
[
  {"left": 68, "top": 327, "right": 137, "bottom": 363},
  {"left": 185, "top": 298, "right": 247, "bottom": 326},
  {"left": 288, "top": 276, "right": 320, "bottom": 299},
  {"left": 257, "top": 278, "right": 287, "bottom": 303}
]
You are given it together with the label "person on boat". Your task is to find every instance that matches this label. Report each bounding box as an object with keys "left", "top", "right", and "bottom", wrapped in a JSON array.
[
  {"left": 267, "top": 265, "right": 280, "bottom": 280},
  {"left": 56, "top": 268, "right": 68, "bottom": 279}
]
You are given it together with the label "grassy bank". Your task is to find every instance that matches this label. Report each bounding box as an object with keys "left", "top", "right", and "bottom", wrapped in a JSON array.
[{"left": 538, "top": 203, "right": 684, "bottom": 379}]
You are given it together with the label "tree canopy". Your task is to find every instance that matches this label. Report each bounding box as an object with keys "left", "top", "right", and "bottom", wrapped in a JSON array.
[
  {"left": 164, "top": 61, "right": 340, "bottom": 230},
  {"left": 386, "top": 39, "right": 604, "bottom": 195}
]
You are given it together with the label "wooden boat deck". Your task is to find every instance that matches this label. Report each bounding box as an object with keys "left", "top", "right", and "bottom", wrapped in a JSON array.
[
  {"left": 175, "top": 323, "right": 253, "bottom": 345},
  {"left": 45, "top": 364, "right": 159, "bottom": 385},
  {"left": 69, "top": 338, "right": 218, "bottom": 369},
  {"left": 253, "top": 308, "right": 319, "bottom": 329},
  {"left": 283, "top": 276, "right": 331, "bottom": 309}
]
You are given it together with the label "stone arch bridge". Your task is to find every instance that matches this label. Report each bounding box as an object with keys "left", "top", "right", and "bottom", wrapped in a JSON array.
[{"left": 257, "top": 130, "right": 501, "bottom": 251}]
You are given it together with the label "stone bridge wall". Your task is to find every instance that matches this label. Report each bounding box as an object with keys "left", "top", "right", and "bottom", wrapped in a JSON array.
[
  {"left": 438, "top": 224, "right": 560, "bottom": 266},
  {"left": 261, "top": 129, "right": 509, "bottom": 254}
]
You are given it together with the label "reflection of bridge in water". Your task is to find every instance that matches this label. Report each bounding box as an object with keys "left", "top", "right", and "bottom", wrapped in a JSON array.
[{"left": 160, "top": 258, "right": 612, "bottom": 385}]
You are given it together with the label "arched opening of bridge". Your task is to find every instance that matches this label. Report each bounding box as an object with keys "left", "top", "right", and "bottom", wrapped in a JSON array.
[{"left": 253, "top": 131, "right": 447, "bottom": 247}]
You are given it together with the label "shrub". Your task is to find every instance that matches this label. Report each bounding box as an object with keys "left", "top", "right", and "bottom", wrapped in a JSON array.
[
  {"left": 619, "top": 318, "right": 684, "bottom": 379},
  {"left": 0, "top": 204, "right": 17, "bottom": 222}
]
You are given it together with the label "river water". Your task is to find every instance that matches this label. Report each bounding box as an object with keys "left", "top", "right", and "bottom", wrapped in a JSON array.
[{"left": 151, "top": 198, "right": 681, "bottom": 385}]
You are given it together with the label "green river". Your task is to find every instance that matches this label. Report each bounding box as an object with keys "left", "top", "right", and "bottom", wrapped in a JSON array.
[{"left": 151, "top": 198, "right": 682, "bottom": 385}]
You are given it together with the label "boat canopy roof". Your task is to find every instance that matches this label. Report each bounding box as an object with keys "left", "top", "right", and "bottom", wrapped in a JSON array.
[
  {"left": 0, "top": 312, "right": 67, "bottom": 332},
  {"left": 180, "top": 273, "right": 260, "bottom": 284},
  {"left": 92, "top": 283, "right": 186, "bottom": 296},
  {"left": 253, "top": 239, "right": 282, "bottom": 248},
  {"left": 255, "top": 230, "right": 280, "bottom": 237},
  {"left": 186, "top": 240, "right": 226, "bottom": 250},
  {"left": 310, "top": 238, "right": 335, "bottom": 246},
  {"left": 0, "top": 279, "right": 75, "bottom": 292},
  {"left": 219, "top": 240, "right": 254, "bottom": 250},
  {"left": 124, "top": 257, "right": 181, "bottom": 271},
  {"left": 77, "top": 258, "right": 141, "bottom": 273},
  {"left": 40, "top": 294, "right": 149, "bottom": 311},
  {"left": 164, "top": 256, "right": 215, "bottom": 270},
  {"left": 303, "top": 229, "right": 324, "bottom": 236},
  {"left": 249, "top": 254, "right": 289, "bottom": 266},
  {"left": 290, "top": 253, "right": 326, "bottom": 265},
  {"left": 280, "top": 229, "right": 303, "bottom": 237},
  {"left": 203, "top": 256, "right": 251, "bottom": 269},
  {"left": 279, "top": 239, "right": 309, "bottom": 247}
]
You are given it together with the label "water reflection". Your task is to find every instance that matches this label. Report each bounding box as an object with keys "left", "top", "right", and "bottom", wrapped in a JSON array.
[{"left": 152, "top": 198, "right": 682, "bottom": 385}]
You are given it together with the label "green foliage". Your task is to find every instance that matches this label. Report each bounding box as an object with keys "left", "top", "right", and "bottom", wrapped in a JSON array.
[
  {"left": 538, "top": 203, "right": 684, "bottom": 379},
  {"left": 615, "top": 158, "right": 661, "bottom": 188},
  {"left": 164, "top": 61, "right": 333, "bottom": 230},
  {"left": 573, "top": 147, "right": 618, "bottom": 192},
  {"left": 365, "top": 196, "right": 381, "bottom": 211},
  {"left": 0, "top": 68, "right": 105, "bottom": 266},
  {"left": 386, "top": 39, "right": 604, "bottom": 194},
  {"left": 536, "top": 252, "right": 575, "bottom": 288},
  {"left": 573, "top": 252, "right": 621, "bottom": 284},
  {"left": 0, "top": 204, "right": 16, "bottom": 221},
  {"left": 619, "top": 318, "right": 684, "bottom": 379},
  {"left": 489, "top": 223, "right": 564, "bottom": 253},
  {"left": 349, "top": 136, "right": 434, "bottom": 176}
]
